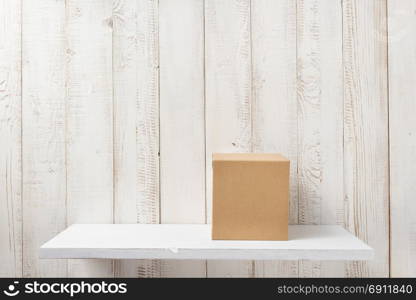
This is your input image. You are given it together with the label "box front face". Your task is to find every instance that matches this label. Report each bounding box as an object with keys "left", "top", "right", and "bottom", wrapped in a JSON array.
[{"left": 212, "top": 160, "right": 289, "bottom": 240}]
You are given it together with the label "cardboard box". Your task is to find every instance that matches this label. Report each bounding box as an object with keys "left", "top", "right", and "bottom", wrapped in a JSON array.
[{"left": 212, "top": 153, "right": 289, "bottom": 240}]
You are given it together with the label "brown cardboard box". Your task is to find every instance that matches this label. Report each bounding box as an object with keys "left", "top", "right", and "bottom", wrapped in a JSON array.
[{"left": 212, "top": 153, "right": 289, "bottom": 240}]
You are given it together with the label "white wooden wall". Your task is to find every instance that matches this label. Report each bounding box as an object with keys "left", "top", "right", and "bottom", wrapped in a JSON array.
[{"left": 0, "top": 0, "right": 414, "bottom": 278}]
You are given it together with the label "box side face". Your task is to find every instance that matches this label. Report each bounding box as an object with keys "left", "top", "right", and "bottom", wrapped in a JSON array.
[{"left": 212, "top": 160, "right": 289, "bottom": 240}]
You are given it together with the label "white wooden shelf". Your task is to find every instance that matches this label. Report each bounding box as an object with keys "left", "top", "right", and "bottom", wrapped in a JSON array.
[{"left": 40, "top": 224, "right": 373, "bottom": 261}]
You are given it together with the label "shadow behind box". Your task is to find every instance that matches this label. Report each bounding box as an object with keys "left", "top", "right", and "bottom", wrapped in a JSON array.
[{"left": 212, "top": 153, "right": 289, "bottom": 241}]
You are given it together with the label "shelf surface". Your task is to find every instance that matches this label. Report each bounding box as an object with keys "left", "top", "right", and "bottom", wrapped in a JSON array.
[{"left": 40, "top": 224, "right": 373, "bottom": 261}]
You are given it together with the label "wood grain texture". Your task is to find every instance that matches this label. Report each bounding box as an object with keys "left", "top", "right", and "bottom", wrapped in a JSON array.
[
  {"left": 21, "top": 0, "right": 67, "bottom": 277},
  {"left": 297, "top": 0, "right": 344, "bottom": 277},
  {"left": 113, "top": 0, "right": 161, "bottom": 278},
  {"left": 251, "top": 0, "right": 298, "bottom": 278},
  {"left": 388, "top": 0, "right": 416, "bottom": 278},
  {"left": 66, "top": 0, "right": 114, "bottom": 277},
  {"left": 205, "top": 0, "right": 253, "bottom": 277},
  {"left": 159, "top": 0, "right": 206, "bottom": 277},
  {"left": 0, "top": 0, "right": 22, "bottom": 277},
  {"left": 343, "top": 0, "right": 389, "bottom": 277}
]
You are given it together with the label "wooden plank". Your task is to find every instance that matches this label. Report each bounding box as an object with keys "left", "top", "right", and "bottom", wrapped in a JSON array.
[
  {"left": 342, "top": 0, "right": 389, "bottom": 277},
  {"left": 251, "top": 0, "right": 298, "bottom": 278},
  {"left": 296, "top": 0, "right": 344, "bottom": 277},
  {"left": 0, "top": 0, "right": 22, "bottom": 277},
  {"left": 316, "top": 0, "right": 344, "bottom": 277},
  {"left": 388, "top": 0, "right": 416, "bottom": 278},
  {"left": 113, "top": 0, "right": 161, "bottom": 278},
  {"left": 159, "top": 0, "right": 206, "bottom": 277},
  {"left": 66, "top": 0, "right": 114, "bottom": 277},
  {"left": 205, "top": 0, "right": 253, "bottom": 277},
  {"left": 40, "top": 224, "right": 374, "bottom": 261},
  {"left": 21, "top": 0, "right": 67, "bottom": 277}
]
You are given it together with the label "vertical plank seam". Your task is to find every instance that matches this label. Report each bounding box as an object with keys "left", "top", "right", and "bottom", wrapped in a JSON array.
[
  {"left": 203, "top": 0, "right": 210, "bottom": 277},
  {"left": 203, "top": 0, "right": 208, "bottom": 278},
  {"left": 157, "top": 1, "right": 162, "bottom": 278},
  {"left": 111, "top": 0, "right": 116, "bottom": 278},
  {"left": 64, "top": 0, "right": 69, "bottom": 277},
  {"left": 249, "top": 0, "right": 254, "bottom": 155},
  {"left": 385, "top": 0, "right": 391, "bottom": 278},
  {"left": 295, "top": 0, "right": 300, "bottom": 278},
  {"left": 248, "top": 0, "right": 255, "bottom": 278},
  {"left": 20, "top": 0, "right": 24, "bottom": 278},
  {"left": 203, "top": 0, "right": 207, "bottom": 227},
  {"left": 134, "top": 0, "right": 140, "bottom": 277},
  {"left": 341, "top": 0, "right": 346, "bottom": 277},
  {"left": 157, "top": 0, "right": 161, "bottom": 226}
]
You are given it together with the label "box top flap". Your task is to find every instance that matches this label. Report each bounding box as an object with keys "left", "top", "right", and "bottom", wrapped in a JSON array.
[{"left": 212, "top": 153, "right": 289, "bottom": 162}]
